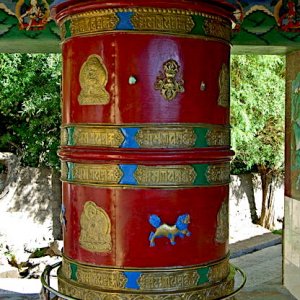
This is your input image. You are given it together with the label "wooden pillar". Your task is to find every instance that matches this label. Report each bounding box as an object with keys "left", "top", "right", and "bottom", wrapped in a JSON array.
[{"left": 284, "top": 50, "right": 300, "bottom": 299}]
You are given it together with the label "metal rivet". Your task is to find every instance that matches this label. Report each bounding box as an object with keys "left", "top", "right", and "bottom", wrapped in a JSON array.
[
  {"left": 129, "top": 76, "right": 137, "bottom": 85},
  {"left": 200, "top": 81, "right": 206, "bottom": 91}
]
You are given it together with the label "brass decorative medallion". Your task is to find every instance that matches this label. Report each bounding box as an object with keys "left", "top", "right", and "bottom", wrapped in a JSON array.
[
  {"left": 203, "top": 19, "right": 231, "bottom": 41},
  {"left": 218, "top": 64, "right": 230, "bottom": 108},
  {"left": 206, "top": 164, "right": 230, "bottom": 184},
  {"left": 206, "top": 128, "right": 230, "bottom": 147},
  {"left": 78, "top": 55, "right": 110, "bottom": 105},
  {"left": 215, "top": 201, "right": 229, "bottom": 244},
  {"left": 71, "top": 12, "right": 119, "bottom": 36},
  {"left": 79, "top": 201, "right": 112, "bottom": 253},
  {"left": 154, "top": 59, "right": 184, "bottom": 101},
  {"left": 135, "top": 165, "right": 196, "bottom": 186},
  {"left": 136, "top": 128, "right": 196, "bottom": 148},
  {"left": 73, "top": 127, "right": 124, "bottom": 147},
  {"left": 131, "top": 12, "right": 195, "bottom": 33},
  {"left": 72, "top": 163, "right": 123, "bottom": 184}
]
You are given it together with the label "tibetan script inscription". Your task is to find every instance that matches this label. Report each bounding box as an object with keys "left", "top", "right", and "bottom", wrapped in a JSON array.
[
  {"left": 203, "top": 19, "right": 231, "bottom": 41},
  {"left": 73, "top": 164, "right": 122, "bottom": 184},
  {"left": 206, "top": 128, "right": 230, "bottom": 146},
  {"left": 71, "top": 13, "right": 119, "bottom": 36},
  {"left": 206, "top": 164, "right": 230, "bottom": 184},
  {"left": 131, "top": 12, "right": 195, "bottom": 33},
  {"left": 138, "top": 271, "right": 199, "bottom": 291},
  {"left": 77, "top": 269, "right": 127, "bottom": 289},
  {"left": 73, "top": 127, "right": 124, "bottom": 147},
  {"left": 135, "top": 166, "right": 196, "bottom": 186},
  {"left": 136, "top": 128, "right": 196, "bottom": 148},
  {"left": 79, "top": 201, "right": 112, "bottom": 253}
]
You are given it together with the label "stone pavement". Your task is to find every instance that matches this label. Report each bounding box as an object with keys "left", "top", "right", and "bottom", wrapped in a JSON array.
[{"left": 0, "top": 237, "right": 296, "bottom": 300}]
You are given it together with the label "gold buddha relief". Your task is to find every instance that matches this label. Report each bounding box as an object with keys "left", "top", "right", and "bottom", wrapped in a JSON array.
[
  {"left": 79, "top": 201, "right": 112, "bottom": 253},
  {"left": 78, "top": 54, "right": 110, "bottom": 105}
]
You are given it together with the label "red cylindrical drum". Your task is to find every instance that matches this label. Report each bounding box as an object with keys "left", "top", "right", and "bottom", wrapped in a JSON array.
[{"left": 52, "top": 0, "right": 237, "bottom": 298}]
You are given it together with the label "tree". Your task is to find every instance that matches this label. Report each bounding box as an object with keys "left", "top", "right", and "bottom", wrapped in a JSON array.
[
  {"left": 231, "top": 55, "right": 285, "bottom": 229},
  {"left": 0, "top": 54, "right": 61, "bottom": 170}
]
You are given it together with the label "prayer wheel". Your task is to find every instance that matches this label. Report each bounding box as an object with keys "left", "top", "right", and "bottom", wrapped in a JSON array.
[{"left": 51, "top": 0, "right": 238, "bottom": 298}]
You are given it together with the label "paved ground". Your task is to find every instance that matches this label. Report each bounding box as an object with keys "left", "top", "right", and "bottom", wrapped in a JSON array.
[{"left": 0, "top": 241, "right": 297, "bottom": 300}]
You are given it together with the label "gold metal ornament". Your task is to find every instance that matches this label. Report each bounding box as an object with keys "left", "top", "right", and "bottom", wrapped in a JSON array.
[
  {"left": 61, "top": 255, "right": 230, "bottom": 292},
  {"left": 73, "top": 127, "right": 124, "bottom": 147},
  {"left": 206, "top": 128, "right": 230, "bottom": 147},
  {"left": 203, "top": 19, "right": 231, "bottom": 41},
  {"left": 134, "top": 165, "right": 196, "bottom": 186},
  {"left": 78, "top": 54, "right": 110, "bottom": 105},
  {"left": 206, "top": 164, "right": 230, "bottom": 184},
  {"left": 79, "top": 201, "right": 112, "bottom": 253},
  {"left": 58, "top": 271, "right": 235, "bottom": 300},
  {"left": 136, "top": 128, "right": 196, "bottom": 148},
  {"left": 72, "top": 163, "right": 123, "bottom": 184},
  {"left": 154, "top": 59, "right": 184, "bottom": 101},
  {"left": 71, "top": 12, "right": 119, "bottom": 36},
  {"left": 215, "top": 201, "right": 229, "bottom": 244},
  {"left": 131, "top": 12, "right": 195, "bottom": 33},
  {"left": 218, "top": 64, "right": 230, "bottom": 108}
]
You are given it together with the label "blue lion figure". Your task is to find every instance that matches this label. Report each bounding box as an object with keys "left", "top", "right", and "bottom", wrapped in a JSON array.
[{"left": 149, "top": 214, "right": 191, "bottom": 247}]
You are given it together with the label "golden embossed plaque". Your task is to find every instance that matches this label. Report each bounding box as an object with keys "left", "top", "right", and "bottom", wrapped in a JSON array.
[
  {"left": 203, "top": 19, "right": 231, "bottom": 41},
  {"left": 206, "top": 128, "right": 230, "bottom": 146},
  {"left": 138, "top": 271, "right": 199, "bottom": 291},
  {"left": 61, "top": 128, "right": 68, "bottom": 146},
  {"left": 71, "top": 13, "right": 119, "bottom": 36},
  {"left": 135, "top": 165, "right": 196, "bottom": 186},
  {"left": 73, "top": 127, "right": 124, "bottom": 147},
  {"left": 215, "top": 201, "right": 229, "bottom": 244},
  {"left": 79, "top": 201, "right": 112, "bottom": 253},
  {"left": 136, "top": 128, "right": 196, "bottom": 148},
  {"left": 73, "top": 164, "right": 123, "bottom": 184},
  {"left": 77, "top": 269, "right": 127, "bottom": 290},
  {"left": 78, "top": 55, "right": 110, "bottom": 105},
  {"left": 206, "top": 164, "right": 230, "bottom": 184},
  {"left": 218, "top": 64, "right": 230, "bottom": 108},
  {"left": 208, "top": 259, "right": 230, "bottom": 283},
  {"left": 131, "top": 12, "right": 195, "bottom": 33}
]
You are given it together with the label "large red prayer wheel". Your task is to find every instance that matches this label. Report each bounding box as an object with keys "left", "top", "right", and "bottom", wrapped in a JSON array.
[{"left": 51, "top": 0, "right": 239, "bottom": 298}]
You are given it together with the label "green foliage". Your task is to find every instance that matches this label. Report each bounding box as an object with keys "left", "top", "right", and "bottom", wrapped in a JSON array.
[
  {"left": 0, "top": 54, "right": 61, "bottom": 169},
  {"left": 230, "top": 55, "right": 285, "bottom": 174}
]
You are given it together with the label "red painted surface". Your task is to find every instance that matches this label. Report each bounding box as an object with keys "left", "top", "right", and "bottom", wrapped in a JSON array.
[
  {"left": 62, "top": 34, "right": 230, "bottom": 126},
  {"left": 59, "top": 148, "right": 234, "bottom": 164},
  {"left": 63, "top": 183, "right": 229, "bottom": 267}
]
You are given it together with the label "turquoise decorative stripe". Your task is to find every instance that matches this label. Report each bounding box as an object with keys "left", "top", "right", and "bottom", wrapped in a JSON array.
[
  {"left": 70, "top": 263, "right": 78, "bottom": 281},
  {"left": 197, "top": 267, "right": 210, "bottom": 285},
  {"left": 124, "top": 272, "right": 141, "bottom": 290},
  {"left": 119, "top": 164, "right": 138, "bottom": 184},
  {"left": 120, "top": 128, "right": 140, "bottom": 148},
  {"left": 116, "top": 12, "right": 134, "bottom": 30}
]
